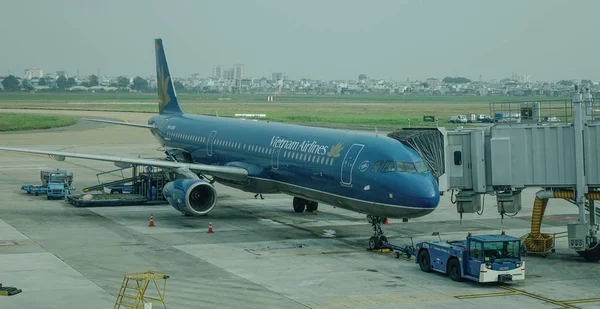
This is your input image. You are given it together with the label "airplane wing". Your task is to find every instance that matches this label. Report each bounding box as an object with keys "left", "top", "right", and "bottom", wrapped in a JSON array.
[
  {"left": 0, "top": 146, "right": 248, "bottom": 182},
  {"left": 81, "top": 118, "right": 155, "bottom": 129}
]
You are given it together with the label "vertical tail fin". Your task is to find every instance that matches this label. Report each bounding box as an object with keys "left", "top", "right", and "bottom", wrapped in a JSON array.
[{"left": 155, "top": 38, "right": 183, "bottom": 115}]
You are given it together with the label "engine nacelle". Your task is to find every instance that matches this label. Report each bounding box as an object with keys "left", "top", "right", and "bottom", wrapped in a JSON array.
[{"left": 162, "top": 178, "right": 217, "bottom": 216}]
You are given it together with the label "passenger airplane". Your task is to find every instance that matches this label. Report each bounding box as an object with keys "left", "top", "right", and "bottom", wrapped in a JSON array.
[{"left": 0, "top": 39, "right": 440, "bottom": 249}]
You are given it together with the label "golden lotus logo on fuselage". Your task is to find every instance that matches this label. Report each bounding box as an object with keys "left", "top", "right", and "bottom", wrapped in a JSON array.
[{"left": 327, "top": 142, "right": 344, "bottom": 157}]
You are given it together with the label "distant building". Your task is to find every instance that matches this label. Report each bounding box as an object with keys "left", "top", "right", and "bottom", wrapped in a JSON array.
[
  {"left": 272, "top": 72, "right": 282, "bottom": 81},
  {"left": 358, "top": 74, "right": 367, "bottom": 81},
  {"left": 24, "top": 67, "right": 43, "bottom": 79},
  {"left": 56, "top": 71, "right": 67, "bottom": 78},
  {"left": 233, "top": 64, "right": 244, "bottom": 80},
  {"left": 213, "top": 65, "right": 223, "bottom": 79},
  {"left": 426, "top": 78, "right": 441, "bottom": 88},
  {"left": 224, "top": 68, "right": 235, "bottom": 80}
]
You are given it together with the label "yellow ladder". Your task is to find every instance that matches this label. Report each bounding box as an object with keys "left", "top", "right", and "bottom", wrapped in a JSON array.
[{"left": 114, "top": 271, "right": 169, "bottom": 309}]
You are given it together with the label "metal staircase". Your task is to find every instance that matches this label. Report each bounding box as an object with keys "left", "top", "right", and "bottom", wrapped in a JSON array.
[{"left": 114, "top": 271, "right": 169, "bottom": 309}]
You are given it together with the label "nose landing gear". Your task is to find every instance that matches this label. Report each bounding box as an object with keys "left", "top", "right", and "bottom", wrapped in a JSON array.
[{"left": 367, "top": 215, "right": 388, "bottom": 250}]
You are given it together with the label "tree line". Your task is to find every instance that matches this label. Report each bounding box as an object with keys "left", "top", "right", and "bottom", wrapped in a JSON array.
[{"left": 0, "top": 74, "right": 166, "bottom": 93}]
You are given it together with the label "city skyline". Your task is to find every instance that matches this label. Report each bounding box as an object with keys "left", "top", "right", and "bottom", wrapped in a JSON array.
[
  {"left": 2, "top": 0, "right": 600, "bottom": 81},
  {"left": 2, "top": 65, "right": 583, "bottom": 84}
]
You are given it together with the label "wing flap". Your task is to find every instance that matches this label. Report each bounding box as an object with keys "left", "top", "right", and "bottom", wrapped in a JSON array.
[{"left": 0, "top": 146, "right": 247, "bottom": 181}]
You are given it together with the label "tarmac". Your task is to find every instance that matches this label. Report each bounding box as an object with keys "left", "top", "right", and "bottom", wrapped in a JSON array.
[{"left": 1, "top": 109, "right": 599, "bottom": 309}]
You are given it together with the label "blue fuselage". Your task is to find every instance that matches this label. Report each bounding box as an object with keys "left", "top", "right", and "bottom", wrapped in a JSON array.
[{"left": 147, "top": 113, "right": 440, "bottom": 219}]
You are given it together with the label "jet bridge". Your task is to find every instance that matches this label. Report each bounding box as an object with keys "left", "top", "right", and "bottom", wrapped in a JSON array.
[{"left": 392, "top": 88, "right": 600, "bottom": 262}]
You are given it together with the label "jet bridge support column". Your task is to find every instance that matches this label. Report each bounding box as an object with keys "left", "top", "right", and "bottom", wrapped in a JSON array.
[
  {"left": 573, "top": 86, "right": 587, "bottom": 225},
  {"left": 567, "top": 86, "right": 600, "bottom": 257},
  {"left": 573, "top": 88, "right": 587, "bottom": 224}
]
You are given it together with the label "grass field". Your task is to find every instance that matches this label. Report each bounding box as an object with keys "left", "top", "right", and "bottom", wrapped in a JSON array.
[
  {"left": 0, "top": 92, "right": 566, "bottom": 129},
  {"left": 0, "top": 113, "right": 78, "bottom": 132}
]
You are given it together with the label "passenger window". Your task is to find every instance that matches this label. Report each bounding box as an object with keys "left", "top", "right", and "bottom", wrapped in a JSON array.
[
  {"left": 381, "top": 161, "right": 395, "bottom": 173},
  {"left": 371, "top": 160, "right": 383, "bottom": 172},
  {"left": 396, "top": 162, "right": 417, "bottom": 173}
]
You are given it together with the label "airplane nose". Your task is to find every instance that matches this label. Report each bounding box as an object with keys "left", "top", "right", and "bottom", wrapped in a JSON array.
[{"left": 402, "top": 175, "right": 440, "bottom": 209}]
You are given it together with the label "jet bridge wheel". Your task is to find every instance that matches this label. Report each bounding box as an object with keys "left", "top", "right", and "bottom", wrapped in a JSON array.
[{"left": 577, "top": 242, "right": 600, "bottom": 262}]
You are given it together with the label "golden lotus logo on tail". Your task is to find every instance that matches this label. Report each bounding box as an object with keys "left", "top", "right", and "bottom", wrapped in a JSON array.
[
  {"left": 157, "top": 65, "right": 170, "bottom": 113},
  {"left": 327, "top": 142, "right": 344, "bottom": 157}
]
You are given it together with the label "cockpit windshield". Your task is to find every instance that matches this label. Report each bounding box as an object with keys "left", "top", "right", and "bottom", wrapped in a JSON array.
[
  {"left": 373, "top": 160, "right": 430, "bottom": 174},
  {"left": 483, "top": 241, "right": 520, "bottom": 261},
  {"left": 396, "top": 161, "right": 417, "bottom": 173},
  {"left": 414, "top": 161, "right": 429, "bottom": 173}
]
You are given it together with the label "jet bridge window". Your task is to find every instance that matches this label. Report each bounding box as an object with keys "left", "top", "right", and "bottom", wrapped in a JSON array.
[
  {"left": 453, "top": 151, "right": 462, "bottom": 165},
  {"left": 396, "top": 162, "right": 417, "bottom": 173}
]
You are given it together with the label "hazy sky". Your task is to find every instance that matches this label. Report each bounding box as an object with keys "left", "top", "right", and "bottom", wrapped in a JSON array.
[{"left": 2, "top": 0, "right": 600, "bottom": 81}]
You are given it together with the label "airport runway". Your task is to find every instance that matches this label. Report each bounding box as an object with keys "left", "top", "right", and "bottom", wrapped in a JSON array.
[{"left": 1, "top": 109, "right": 599, "bottom": 309}]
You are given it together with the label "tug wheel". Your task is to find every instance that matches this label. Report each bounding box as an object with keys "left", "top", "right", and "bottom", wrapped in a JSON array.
[
  {"left": 418, "top": 250, "right": 431, "bottom": 272},
  {"left": 448, "top": 258, "right": 463, "bottom": 282}
]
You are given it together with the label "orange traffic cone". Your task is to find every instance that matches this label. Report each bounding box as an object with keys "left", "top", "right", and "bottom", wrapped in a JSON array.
[
  {"left": 207, "top": 220, "right": 214, "bottom": 233},
  {"left": 148, "top": 214, "right": 155, "bottom": 227},
  {"left": 384, "top": 218, "right": 389, "bottom": 224}
]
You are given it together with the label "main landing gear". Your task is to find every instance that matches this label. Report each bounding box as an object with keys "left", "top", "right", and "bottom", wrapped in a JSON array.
[
  {"left": 293, "top": 197, "right": 319, "bottom": 213},
  {"left": 367, "top": 215, "right": 387, "bottom": 250}
]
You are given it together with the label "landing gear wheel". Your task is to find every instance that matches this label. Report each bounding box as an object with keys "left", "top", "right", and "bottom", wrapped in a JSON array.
[
  {"left": 306, "top": 201, "right": 318, "bottom": 212},
  {"left": 418, "top": 250, "right": 431, "bottom": 272},
  {"left": 368, "top": 236, "right": 380, "bottom": 250},
  {"left": 542, "top": 253, "right": 547, "bottom": 258},
  {"left": 293, "top": 197, "right": 306, "bottom": 213},
  {"left": 366, "top": 215, "right": 386, "bottom": 251},
  {"left": 394, "top": 252, "right": 400, "bottom": 259},
  {"left": 448, "top": 259, "right": 463, "bottom": 282},
  {"left": 47, "top": 196, "right": 51, "bottom": 200}
]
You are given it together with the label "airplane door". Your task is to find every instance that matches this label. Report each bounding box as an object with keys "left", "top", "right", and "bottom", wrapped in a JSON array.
[
  {"left": 340, "top": 144, "right": 364, "bottom": 186},
  {"left": 271, "top": 147, "right": 281, "bottom": 170},
  {"left": 207, "top": 130, "right": 217, "bottom": 156}
]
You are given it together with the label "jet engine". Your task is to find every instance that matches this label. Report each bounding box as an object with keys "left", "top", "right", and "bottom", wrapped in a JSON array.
[{"left": 162, "top": 178, "right": 217, "bottom": 216}]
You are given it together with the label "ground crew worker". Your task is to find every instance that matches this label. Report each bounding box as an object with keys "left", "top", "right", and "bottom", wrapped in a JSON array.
[{"left": 151, "top": 186, "right": 157, "bottom": 200}]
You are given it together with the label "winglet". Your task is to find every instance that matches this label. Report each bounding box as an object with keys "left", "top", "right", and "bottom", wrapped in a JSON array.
[{"left": 155, "top": 38, "right": 183, "bottom": 115}]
